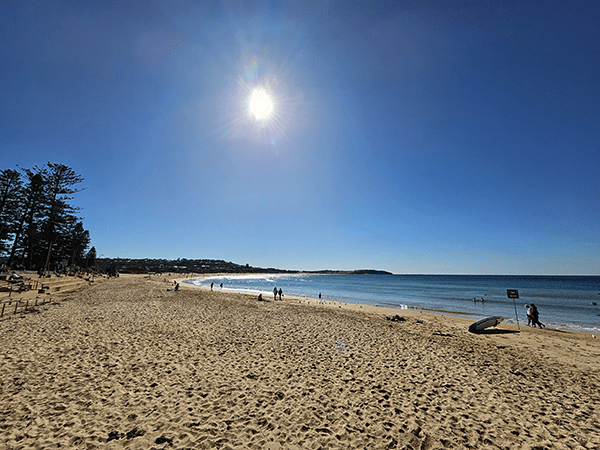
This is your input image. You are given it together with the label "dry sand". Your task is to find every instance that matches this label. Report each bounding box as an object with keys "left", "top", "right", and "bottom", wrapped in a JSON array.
[{"left": 1, "top": 274, "right": 599, "bottom": 449}]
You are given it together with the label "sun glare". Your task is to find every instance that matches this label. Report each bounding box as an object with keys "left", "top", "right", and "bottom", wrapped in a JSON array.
[{"left": 249, "top": 89, "right": 273, "bottom": 120}]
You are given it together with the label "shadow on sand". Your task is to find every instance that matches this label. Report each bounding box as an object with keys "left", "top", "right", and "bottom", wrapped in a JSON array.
[{"left": 469, "top": 328, "right": 520, "bottom": 335}]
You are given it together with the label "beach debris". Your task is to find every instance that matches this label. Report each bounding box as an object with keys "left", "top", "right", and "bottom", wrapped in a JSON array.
[
  {"left": 385, "top": 315, "right": 406, "bottom": 322},
  {"left": 336, "top": 340, "right": 346, "bottom": 351}
]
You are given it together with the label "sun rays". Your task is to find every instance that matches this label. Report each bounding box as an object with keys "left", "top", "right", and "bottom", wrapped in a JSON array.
[{"left": 214, "top": 52, "right": 301, "bottom": 151}]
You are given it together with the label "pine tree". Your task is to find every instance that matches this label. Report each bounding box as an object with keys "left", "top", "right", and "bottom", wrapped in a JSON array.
[
  {"left": 62, "top": 220, "right": 90, "bottom": 268},
  {"left": 3, "top": 163, "right": 90, "bottom": 271},
  {"left": 85, "top": 246, "right": 97, "bottom": 269},
  {"left": 0, "top": 169, "right": 23, "bottom": 255},
  {"left": 7, "top": 168, "right": 45, "bottom": 268},
  {"left": 37, "top": 164, "right": 85, "bottom": 266}
]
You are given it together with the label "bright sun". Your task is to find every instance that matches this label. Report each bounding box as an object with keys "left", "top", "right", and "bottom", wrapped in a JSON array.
[{"left": 249, "top": 89, "right": 273, "bottom": 120}]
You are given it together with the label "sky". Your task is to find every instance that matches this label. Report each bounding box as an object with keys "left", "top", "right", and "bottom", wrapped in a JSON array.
[{"left": 1, "top": 0, "right": 599, "bottom": 275}]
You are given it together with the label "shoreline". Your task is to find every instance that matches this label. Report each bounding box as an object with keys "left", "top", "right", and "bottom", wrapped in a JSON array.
[
  {"left": 175, "top": 274, "right": 598, "bottom": 340},
  {"left": 178, "top": 272, "right": 599, "bottom": 335},
  {"left": 146, "top": 273, "right": 600, "bottom": 375}
]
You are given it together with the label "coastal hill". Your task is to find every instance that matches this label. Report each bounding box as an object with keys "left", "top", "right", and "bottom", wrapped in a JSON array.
[
  {"left": 95, "top": 258, "right": 393, "bottom": 276},
  {"left": 345, "top": 269, "right": 393, "bottom": 275}
]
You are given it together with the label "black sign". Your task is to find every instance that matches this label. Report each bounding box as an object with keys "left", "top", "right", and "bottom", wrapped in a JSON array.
[{"left": 507, "top": 289, "right": 519, "bottom": 299}]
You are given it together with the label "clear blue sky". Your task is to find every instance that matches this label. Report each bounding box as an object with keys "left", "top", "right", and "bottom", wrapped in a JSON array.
[{"left": 2, "top": 1, "right": 599, "bottom": 274}]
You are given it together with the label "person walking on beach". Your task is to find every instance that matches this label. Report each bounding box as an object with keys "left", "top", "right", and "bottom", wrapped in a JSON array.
[
  {"left": 530, "top": 303, "right": 545, "bottom": 328},
  {"left": 525, "top": 304, "right": 533, "bottom": 326},
  {"left": 210, "top": 282, "right": 214, "bottom": 291},
  {"left": 273, "top": 287, "right": 278, "bottom": 301},
  {"left": 278, "top": 288, "right": 283, "bottom": 300}
]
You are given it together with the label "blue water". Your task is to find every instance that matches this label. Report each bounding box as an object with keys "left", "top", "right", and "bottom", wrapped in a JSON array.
[{"left": 183, "top": 274, "right": 600, "bottom": 333}]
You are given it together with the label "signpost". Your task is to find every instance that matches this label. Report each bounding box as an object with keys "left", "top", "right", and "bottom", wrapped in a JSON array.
[{"left": 507, "top": 289, "right": 520, "bottom": 330}]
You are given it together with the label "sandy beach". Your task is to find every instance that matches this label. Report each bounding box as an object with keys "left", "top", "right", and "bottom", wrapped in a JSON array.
[{"left": 1, "top": 274, "right": 599, "bottom": 449}]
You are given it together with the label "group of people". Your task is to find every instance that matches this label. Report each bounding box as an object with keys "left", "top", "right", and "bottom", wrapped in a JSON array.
[
  {"left": 273, "top": 287, "right": 283, "bottom": 300},
  {"left": 257, "top": 287, "right": 284, "bottom": 302},
  {"left": 167, "top": 282, "right": 180, "bottom": 292},
  {"left": 210, "top": 282, "right": 223, "bottom": 291},
  {"left": 525, "top": 303, "right": 545, "bottom": 328}
]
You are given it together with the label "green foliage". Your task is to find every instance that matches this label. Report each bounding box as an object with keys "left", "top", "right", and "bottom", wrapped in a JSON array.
[
  {"left": 0, "top": 163, "right": 92, "bottom": 271},
  {"left": 86, "top": 246, "right": 97, "bottom": 268},
  {"left": 0, "top": 169, "right": 23, "bottom": 254}
]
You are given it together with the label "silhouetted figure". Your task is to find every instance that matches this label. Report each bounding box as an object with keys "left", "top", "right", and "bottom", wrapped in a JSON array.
[
  {"left": 273, "top": 287, "right": 278, "bottom": 301},
  {"left": 525, "top": 304, "right": 532, "bottom": 326},
  {"left": 278, "top": 288, "right": 283, "bottom": 300},
  {"left": 530, "top": 303, "right": 545, "bottom": 328},
  {"left": 210, "top": 282, "right": 214, "bottom": 291}
]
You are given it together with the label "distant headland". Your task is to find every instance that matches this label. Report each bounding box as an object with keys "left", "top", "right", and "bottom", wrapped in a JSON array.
[{"left": 95, "top": 258, "right": 393, "bottom": 276}]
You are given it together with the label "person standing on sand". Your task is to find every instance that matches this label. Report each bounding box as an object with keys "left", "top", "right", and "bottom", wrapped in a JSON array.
[
  {"left": 273, "top": 287, "right": 278, "bottom": 301},
  {"left": 278, "top": 288, "right": 283, "bottom": 300},
  {"left": 210, "top": 282, "right": 214, "bottom": 291}
]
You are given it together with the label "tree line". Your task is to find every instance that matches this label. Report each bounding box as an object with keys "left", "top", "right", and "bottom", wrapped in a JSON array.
[{"left": 0, "top": 163, "right": 95, "bottom": 272}]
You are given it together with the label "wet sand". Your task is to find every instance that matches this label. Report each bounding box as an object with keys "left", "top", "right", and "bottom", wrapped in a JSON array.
[{"left": 1, "top": 274, "right": 599, "bottom": 449}]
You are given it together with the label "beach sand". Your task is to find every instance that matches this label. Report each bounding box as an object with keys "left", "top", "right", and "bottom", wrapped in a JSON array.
[{"left": 1, "top": 274, "right": 599, "bottom": 449}]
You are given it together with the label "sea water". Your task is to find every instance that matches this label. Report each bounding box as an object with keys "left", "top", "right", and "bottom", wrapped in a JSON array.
[{"left": 183, "top": 274, "right": 600, "bottom": 333}]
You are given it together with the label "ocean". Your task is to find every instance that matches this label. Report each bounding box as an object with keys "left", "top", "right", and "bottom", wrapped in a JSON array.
[{"left": 183, "top": 274, "right": 600, "bottom": 334}]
